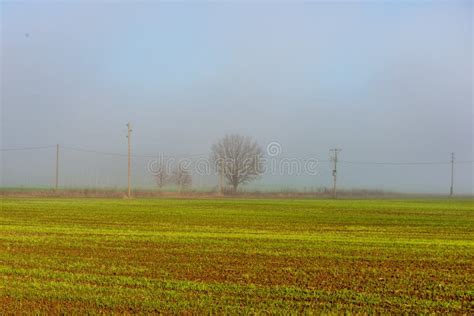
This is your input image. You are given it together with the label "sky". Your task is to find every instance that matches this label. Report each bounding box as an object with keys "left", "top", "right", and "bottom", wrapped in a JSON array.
[{"left": 1, "top": 0, "right": 473, "bottom": 194}]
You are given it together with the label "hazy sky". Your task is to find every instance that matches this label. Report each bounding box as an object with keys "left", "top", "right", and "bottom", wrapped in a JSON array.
[{"left": 1, "top": 1, "right": 472, "bottom": 193}]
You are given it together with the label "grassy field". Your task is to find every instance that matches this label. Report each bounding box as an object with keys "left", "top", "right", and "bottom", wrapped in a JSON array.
[{"left": 0, "top": 198, "right": 473, "bottom": 314}]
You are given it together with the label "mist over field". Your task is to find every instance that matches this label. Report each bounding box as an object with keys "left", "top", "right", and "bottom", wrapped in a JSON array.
[
  {"left": 1, "top": 1, "right": 473, "bottom": 194},
  {"left": 1, "top": 3, "right": 474, "bottom": 314}
]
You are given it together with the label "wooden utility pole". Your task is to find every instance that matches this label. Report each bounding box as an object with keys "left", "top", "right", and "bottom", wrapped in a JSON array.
[
  {"left": 330, "top": 148, "right": 342, "bottom": 199},
  {"left": 55, "top": 144, "right": 59, "bottom": 191},
  {"left": 450, "top": 152, "right": 454, "bottom": 196},
  {"left": 127, "top": 123, "right": 132, "bottom": 198}
]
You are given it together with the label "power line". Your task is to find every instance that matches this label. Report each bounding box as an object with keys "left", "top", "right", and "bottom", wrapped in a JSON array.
[
  {"left": 339, "top": 160, "right": 450, "bottom": 165},
  {"left": 61, "top": 146, "right": 208, "bottom": 159},
  {"left": 62, "top": 146, "right": 128, "bottom": 157},
  {"left": 339, "top": 160, "right": 473, "bottom": 165},
  {"left": 268, "top": 155, "right": 473, "bottom": 165},
  {"left": 2, "top": 145, "right": 473, "bottom": 165},
  {"left": 0, "top": 145, "right": 55, "bottom": 151}
]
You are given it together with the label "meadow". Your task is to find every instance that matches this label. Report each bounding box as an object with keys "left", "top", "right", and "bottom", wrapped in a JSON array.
[{"left": 0, "top": 198, "right": 473, "bottom": 314}]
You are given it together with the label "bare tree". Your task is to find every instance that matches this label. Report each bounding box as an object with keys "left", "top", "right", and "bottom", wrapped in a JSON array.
[
  {"left": 154, "top": 162, "right": 169, "bottom": 189},
  {"left": 211, "top": 134, "right": 264, "bottom": 192},
  {"left": 172, "top": 163, "right": 192, "bottom": 192}
]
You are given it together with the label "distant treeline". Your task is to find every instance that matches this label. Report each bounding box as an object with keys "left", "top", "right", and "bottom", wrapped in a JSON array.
[{"left": 1, "top": 187, "right": 471, "bottom": 199}]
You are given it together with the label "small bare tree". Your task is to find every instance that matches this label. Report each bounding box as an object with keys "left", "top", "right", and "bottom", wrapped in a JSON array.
[
  {"left": 172, "top": 163, "right": 192, "bottom": 192},
  {"left": 154, "top": 163, "right": 169, "bottom": 189},
  {"left": 211, "top": 134, "right": 264, "bottom": 192}
]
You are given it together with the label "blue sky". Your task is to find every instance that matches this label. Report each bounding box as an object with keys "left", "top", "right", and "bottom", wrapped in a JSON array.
[{"left": 1, "top": 1, "right": 472, "bottom": 193}]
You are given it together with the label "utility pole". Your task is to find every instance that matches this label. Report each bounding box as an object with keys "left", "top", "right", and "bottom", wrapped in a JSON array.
[
  {"left": 126, "top": 123, "right": 132, "bottom": 198},
  {"left": 450, "top": 152, "right": 454, "bottom": 197},
  {"left": 330, "top": 148, "right": 342, "bottom": 199},
  {"left": 55, "top": 144, "right": 59, "bottom": 191}
]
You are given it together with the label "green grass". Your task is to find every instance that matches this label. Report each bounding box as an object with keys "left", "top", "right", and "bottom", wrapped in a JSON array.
[{"left": 1, "top": 198, "right": 473, "bottom": 314}]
